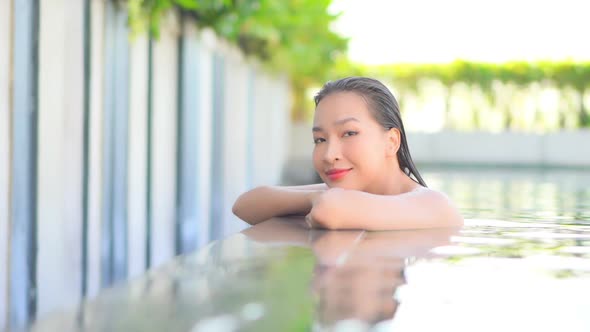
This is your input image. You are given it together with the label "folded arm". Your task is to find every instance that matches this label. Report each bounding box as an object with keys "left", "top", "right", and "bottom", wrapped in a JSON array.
[
  {"left": 308, "top": 187, "right": 463, "bottom": 230},
  {"left": 232, "top": 184, "right": 327, "bottom": 225}
]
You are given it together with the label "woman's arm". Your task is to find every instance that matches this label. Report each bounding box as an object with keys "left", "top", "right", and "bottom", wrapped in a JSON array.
[
  {"left": 232, "top": 184, "right": 327, "bottom": 225},
  {"left": 281, "top": 183, "right": 328, "bottom": 191},
  {"left": 307, "top": 187, "right": 463, "bottom": 230}
]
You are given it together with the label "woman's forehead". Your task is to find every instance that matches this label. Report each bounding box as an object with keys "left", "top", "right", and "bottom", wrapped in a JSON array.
[
  {"left": 314, "top": 92, "right": 372, "bottom": 122},
  {"left": 317, "top": 91, "right": 367, "bottom": 110}
]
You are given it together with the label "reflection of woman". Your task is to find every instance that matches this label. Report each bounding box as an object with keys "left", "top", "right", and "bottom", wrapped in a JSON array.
[
  {"left": 310, "top": 231, "right": 405, "bottom": 328},
  {"left": 233, "top": 77, "right": 463, "bottom": 231},
  {"left": 241, "top": 218, "right": 459, "bottom": 329}
]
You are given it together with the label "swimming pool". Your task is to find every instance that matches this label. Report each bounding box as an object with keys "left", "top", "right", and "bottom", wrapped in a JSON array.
[
  {"left": 27, "top": 167, "right": 590, "bottom": 332},
  {"left": 396, "top": 167, "right": 590, "bottom": 331}
]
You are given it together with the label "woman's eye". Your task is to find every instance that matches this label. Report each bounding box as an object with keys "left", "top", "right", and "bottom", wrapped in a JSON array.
[
  {"left": 343, "top": 131, "right": 358, "bottom": 137},
  {"left": 313, "top": 137, "right": 325, "bottom": 144}
]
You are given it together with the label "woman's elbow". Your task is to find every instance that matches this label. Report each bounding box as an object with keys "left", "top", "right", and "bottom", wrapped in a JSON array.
[
  {"left": 440, "top": 197, "right": 464, "bottom": 228},
  {"left": 428, "top": 190, "right": 464, "bottom": 228},
  {"left": 232, "top": 196, "right": 251, "bottom": 225},
  {"left": 232, "top": 194, "right": 263, "bottom": 226},
  {"left": 448, "top": 207, "right": 464, "bottom": 227},
  {"left": 232, "top": 209, "right": 259, "bottom": 226}
]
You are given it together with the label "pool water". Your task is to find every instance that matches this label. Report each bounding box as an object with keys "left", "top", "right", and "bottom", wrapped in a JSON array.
[
  {"left": 426, "top": 167, "right": 590, "bottom": 223},
  {"left": 27, "top": 167, "right": 590, "bottom": 332},
  {"left": 391, "top": 167, "right": 590, "bottom": 331}
]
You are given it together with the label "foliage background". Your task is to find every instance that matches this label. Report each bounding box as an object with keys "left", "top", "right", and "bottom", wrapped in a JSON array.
[{"left": 127, "top": 0, "right": 590, "bottom": 130}]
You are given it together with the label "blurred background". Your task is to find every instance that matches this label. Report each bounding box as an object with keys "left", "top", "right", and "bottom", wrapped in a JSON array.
[{"left": 1, "top": 0, "right": 589, "bottom": 330}]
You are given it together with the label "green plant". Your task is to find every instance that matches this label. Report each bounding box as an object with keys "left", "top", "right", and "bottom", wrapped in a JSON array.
[{"left": 127, "top": 0, "right": 348, "bottom": 121}]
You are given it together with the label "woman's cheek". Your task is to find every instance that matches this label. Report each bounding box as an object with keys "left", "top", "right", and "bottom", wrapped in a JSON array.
[{"left": 312, "top": 151, "right": 323, "bottom": 179}]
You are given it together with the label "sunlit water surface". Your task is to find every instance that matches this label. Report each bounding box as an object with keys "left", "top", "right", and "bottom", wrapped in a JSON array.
[{"left": 390, "top": 167, "right": 590, "bottom": 332}]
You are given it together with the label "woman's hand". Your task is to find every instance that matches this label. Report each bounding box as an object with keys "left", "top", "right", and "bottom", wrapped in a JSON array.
[{"left": 305, "top": 188, "right": 347, "bottom": 230}]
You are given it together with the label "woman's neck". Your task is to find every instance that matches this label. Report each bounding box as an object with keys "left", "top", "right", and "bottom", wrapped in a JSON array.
[{"left": 371, "top": 164, "right": 420, "bottom": 196}]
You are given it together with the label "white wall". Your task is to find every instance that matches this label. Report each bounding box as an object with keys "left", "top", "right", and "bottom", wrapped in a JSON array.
[
  {"left": 0, "top": 0, "right": 11, "bottom": 328},
  {"left": 127, "top": 33, "right": 149, "bottom": 278},
  {"left": 195, "top": 28, "right": 215, "bottom": 247},
  {"left": 543, "top": 131, "right": 590, "bottom": 166},
  {"left": 269, "top": 75, "right": 291, "bottom": 183},
  {"left": 409, "top": 131, "right": 542, "bottom": 164},
  {"left": 222, "top": 43, "right": 249, "bottom": 236},
  {"left": 150, "top": 11, "right": 179, "bottom": 267},
  {"left": 252, "top": 76, "right": 295, "bottom": 185},
  {"left": 1, "top": 3, "right": 293, "bottom": 324},
  {"left": 87, "top": 0, "right": 105, "bottom": 298},
  {"left": 36, "top": 0, "right": 84, "bottom": 317},
  {"left": 289, "top": 122, "right": 314, "bottom": 160},
  {"left": 407, "top": 130, "right": 590, "bottom": 166},
  {"left": 251, "top": 73, "right": 277, "bottom": 186}
]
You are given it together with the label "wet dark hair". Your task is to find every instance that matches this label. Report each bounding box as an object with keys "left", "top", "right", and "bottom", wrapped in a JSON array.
[{"left": 314, "top": 76, "right": 427, "bottom": 187}]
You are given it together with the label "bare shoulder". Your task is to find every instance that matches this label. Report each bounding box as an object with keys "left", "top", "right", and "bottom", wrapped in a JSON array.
[
  {"left": 401, "top": 187, "right": 464, "bottom": 226},
  {"left": 408, "top": 186, "right": 450, "bottom": 199}
]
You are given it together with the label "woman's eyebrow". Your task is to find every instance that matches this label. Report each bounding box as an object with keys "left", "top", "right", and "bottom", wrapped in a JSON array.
[
  {"left": 312, "top": 117, "right": 360, "bottom": 132},
  {"left": 334, "top": 117, "right": 360, "bottom": 126}
]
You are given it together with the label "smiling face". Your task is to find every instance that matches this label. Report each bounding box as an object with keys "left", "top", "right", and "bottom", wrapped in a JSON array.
[{"left": 312, "top": 92, "right": 400, "bottom": 193}]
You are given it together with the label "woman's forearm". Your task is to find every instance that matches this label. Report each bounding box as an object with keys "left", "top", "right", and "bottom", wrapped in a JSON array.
[
  {"left": 309, "top": 188, "right": 463, "bottom": 230},
  {"left": 232, "top": 186, "right": 322, "bottom": 225}
]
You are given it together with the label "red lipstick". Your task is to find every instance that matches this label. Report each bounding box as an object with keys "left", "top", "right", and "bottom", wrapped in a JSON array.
[{"left": 326, "top": 168, "right": 351, "bottom": 181}]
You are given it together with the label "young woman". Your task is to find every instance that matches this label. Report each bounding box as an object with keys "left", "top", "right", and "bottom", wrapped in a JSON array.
[{"left": 233, "top": 77, "right": 463, "bottom": 230}]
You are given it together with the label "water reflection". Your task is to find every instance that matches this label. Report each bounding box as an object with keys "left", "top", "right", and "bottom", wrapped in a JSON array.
[
  {"left": 242, "top": 218, "right": 459, "bottom": 330},
  {"left": 24, "top": 218, "right": 456, "bottom": 332}
]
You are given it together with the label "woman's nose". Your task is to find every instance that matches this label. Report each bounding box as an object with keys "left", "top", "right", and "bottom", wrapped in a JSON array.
[{"left": 323, "top": 141, "right": 342, "bottom": 163}]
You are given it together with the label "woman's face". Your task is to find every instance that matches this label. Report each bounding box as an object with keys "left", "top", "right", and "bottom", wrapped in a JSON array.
[{"left": 312, "top": 92, "right": 395, "bottom": 192}]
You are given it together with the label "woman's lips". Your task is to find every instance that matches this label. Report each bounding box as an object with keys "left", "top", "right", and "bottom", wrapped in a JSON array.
[{"left": 326, "top": 168, "right": 351, "bottom": 181}]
